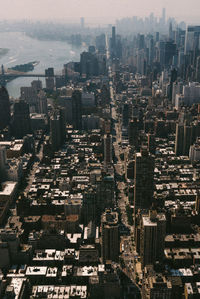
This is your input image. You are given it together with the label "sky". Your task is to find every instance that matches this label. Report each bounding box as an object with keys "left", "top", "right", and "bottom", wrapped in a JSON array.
[{"left": 1, "top": 0, "right": 200, "bottom": 24}]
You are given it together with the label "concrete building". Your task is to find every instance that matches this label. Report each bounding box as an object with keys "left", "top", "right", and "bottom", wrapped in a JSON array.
[
  {"left": 31, "top": 79, "right": 42, "bottom": 92},
  {"left": 101, "top": 209, "right": 119, "bottom": 262},
  {"left": 139, "top": 211, "right": 166, "bottom": 268},
  {"left": 38, "top": 90, "right": 48, "bottom": 114},
  {"left": 175, "top": 122, "right": 192, "bottom": 156},
  {"left": 0, "top": 87, "right": 10, "bottom": 130},
  {"left": 175, "top": 83, "right": 200, "bottom": 109},
  {"left": 143, "top": 267, "right": 172, "bottom": 299},
  {"left": 81, "top": 92, "right": 95, "bottom": 107},
  {"left": 82, "top": 115, "right": 100, "bottom": 131},
  {"left": 134, "top": 148, "right": 154, "bottom": 214},
  {"left": 11, "top": 100, "right": 32, "bottom": 139},
  {"left": 20, "top": 86, "right": 38, "bottom": 112},
  {"left": 104, "top": 134, "right": 112, "bottom": 165},
  {"left": 0, "top": 146, "right": 7, "bottom": 181},
  {"left": 128, "top": 118, "right": 139, "bottom": 148},
  {"left": 189, "top": 138, "right": 200, "bottom": 162},
  {"left": 184, "top": 25, "right": 200, "bottom": 54},
  {"left": 72, "top": 90, "right": 82, "bottom": 130},
  {"left": 0, "top": 182, "right": 17, "bottom": 225}
]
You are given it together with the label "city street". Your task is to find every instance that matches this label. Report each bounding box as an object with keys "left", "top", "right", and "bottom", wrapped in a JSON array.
[{"left": 109, "top": 66, "right": 140, "bottom": 290}]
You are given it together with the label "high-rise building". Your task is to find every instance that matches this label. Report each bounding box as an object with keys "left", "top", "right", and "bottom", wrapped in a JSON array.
[
  {"left": 175, "top": 122, "right": 192, "bottom": 156},
  {"left": 112, "top": 26, "right": 116, "bottom": 47},
  {"left": 80, "top": 52, "right": 99, "bottom": 77},
  {"left": 38, "top": 91, "right": 48, "bottom": 115},
  {"left": 175, "top": 123, "right": 184, "bottom": 156},
  {"left": 101, "top": 209, "right": 119, "bottom": 262},
  {"left": 175, "top": 82, "right": 200, "bottom": 109},
  {"left": 97, "top": 175, "right": 115, "bottom": 212},
  {"left": 95, "top": 34, "right": 106, "bottom": 53},
  {"left": 172, "top": 81, "right": 183, "bottom": 106},
  {"left": 122, "top": 102, "right": 129, "bottom": 127},
  {"left": 0, "top": 146, "right": 7, "bottom": 181},
  {"left": 189, "top": 138, "right": 200, "bottom": 162},
  {"left": 134, "top": 148, "right": 154, "bottom": 214},
  {"left": 50, "top": 109, "right": 66, "bottom": 152},
  {"left": 80, "top": 17, "right": 85, "bottom": 29},
  {"left": 72, "top": 90, "right": 82, "bottom": 130},
  {"left": 111, "top": 26, "right": 116, "bottom": 58},
  {"left": 185, "top": 26, "right": 200, "bottom": 54},
  {"left": 45, "top": 68, "right": 55, "bottom": 91},
  {"left": 0, "top": 87, "right": 11, "bottom": 130},
  {"left": 196, "top": 56, "right": 200, "bottom": 82},
  {"left": 128, "top": 118, "right": 138, "bottom": 148},
  {"left": 31, "top": 80, "right": 42, "bottom": 92},
  {"left": 45, "top": 68, "right": 54, "bottom": 77},
  {"left": 11, "top": 100, "right": 31, "bottom": 139},
  {"left": 162, "top": 8, "right": 166, "bottom": 25},
  {"left": 20, "top": 86, "right": 38, "bottom": 108},
  {"left": 183, "top": 124, "right": 193, "bottom": 155},
  {"left": 148, "top": 37, "right": 154, "bottom": 65},
  {"left": 157, "top": 41, "right": 165, "bottom": 66},
  {"left": 104, "top": 134, "right": 112, "bottom": 165},
  {"left": 50, "top": 113, "right": 61, "bottom": 152},
  {"left": 169, "top": 22, "right": 173, "bottom": 40},
  {"left": 164, "top": 41, "right": 176, "bottom": 66},
  {"left": 59, "top": 107, "right": 66, "bottom": 145},
  {"left": 137, "top": 210, "right": 166, "bottom": 268},
  {"left": 143, "top": 270, "right": 172, "bottom": 299},
  {"left": 148, "top": 133, "right": 155, "bottom": 155},
  {"left": 45, "top": 77, "right": 55, "bottom": 91},
  {"left": 169, "top": 68, "right": 178, "bottom": 101}
]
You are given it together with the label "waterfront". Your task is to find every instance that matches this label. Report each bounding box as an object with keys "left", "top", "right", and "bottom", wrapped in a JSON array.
[{"left": 0, "top": 32, "right": 86, "bottom": 98}]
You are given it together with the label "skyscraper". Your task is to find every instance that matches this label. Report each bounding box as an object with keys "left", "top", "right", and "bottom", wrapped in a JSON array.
[
  {"left": 196, "top": 56, "right": 200, "bottom": 82},
  {"left": 162, "top": 8, "right": 166, "bottom": 25},
  {"left": 72, "top": 90, "right": 82, "bottom": 130},
  {"left": 169, "top": 22, "right": 173, "bottom": 40},
  {"left": 122, "top": 102, "right": 129, "bottom": 127},
  {"left": 134, "top": 148, "right": 154, "bottom": 214},
  {"left": 112, "top": 26, "right": 116, "bottom": 49},
  {"left": 11, "top": 100, "right": 31, "bottom": 139},
  {"left": 50, "top": 108, "right": 66, "bottom": 152},
  {"left": 175, "top": 122, "right": 192, "bottom": 156},
  {"left": 45, "top": 68, "right": 55, "bottom": 91},
  {"left": 31, "top": 80, "right": 42, "bottom": 92},
  {"left": 128, "top": 118, "right": 138, "bottom": 148},
  {"left": 0, "top": 146, "right": 7, "bottom": 181},
  {"left": 0, "top": 87, "right": 11, "bottom": 130},
  {"left": 50, "top": 113, "right": 61, "bottom": 152},
  {"left": 101, "top": 209, "right": 119, "bottom": 262},
  {"left": 38, "top": 91, "right": 48, "bottom": 115},
  {"left": 104, "top": 134, "right": 112, "bottom": 165},
  {"left": 80, "top": 17, "right": 85, "bottom": 29},
  {"left": 185, "top": 26, "right": 200, "bottom": 54},
  {"left": 148, "top": 133, "right": 155, "bottom": 155},
  {"left": 137, "top": 210, "right": 166, "bottom": 268},
  {"left": 111, "top": 26, "right": 116, "bottom": 58},
  {"left": 80, "top": 51, "right": 99, "bottom": 78}
]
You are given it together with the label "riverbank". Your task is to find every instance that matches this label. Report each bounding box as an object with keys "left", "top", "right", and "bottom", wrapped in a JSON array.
[{"left": 0, "top": 32, "right": 86, "bottom": 98}]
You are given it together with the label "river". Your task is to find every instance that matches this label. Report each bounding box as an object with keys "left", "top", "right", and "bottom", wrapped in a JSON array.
[{"left": 0, "top": 32, "right": 86, "bottom": 98}]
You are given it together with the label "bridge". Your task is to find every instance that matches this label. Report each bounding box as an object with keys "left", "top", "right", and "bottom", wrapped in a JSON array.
[
  {"left": 2, "top": 73, "right": 47, "bottom": 78},
  {"left": 0, "top": 64, "right": 60, "bottom": 86},
  {"left": 0, "top": 70, "right": 57, "bottom": 86}
]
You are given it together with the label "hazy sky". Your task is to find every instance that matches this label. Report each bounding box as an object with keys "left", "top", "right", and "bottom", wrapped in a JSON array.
[{"left": 1, "top": 0, "right": 200, "bottom": 24}]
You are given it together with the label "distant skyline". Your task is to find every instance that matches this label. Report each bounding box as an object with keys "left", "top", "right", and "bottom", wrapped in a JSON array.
[{"left": 1, "top": 0, "right": 200, "bottom": 24}]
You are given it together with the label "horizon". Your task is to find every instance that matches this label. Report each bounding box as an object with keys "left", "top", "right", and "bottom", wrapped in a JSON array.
[
  {"left": 1, "top": 0, "right": 200, "bottom": 25},
  {"left": 1, "top": 15, "right": 200, "bottom": 28}
]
